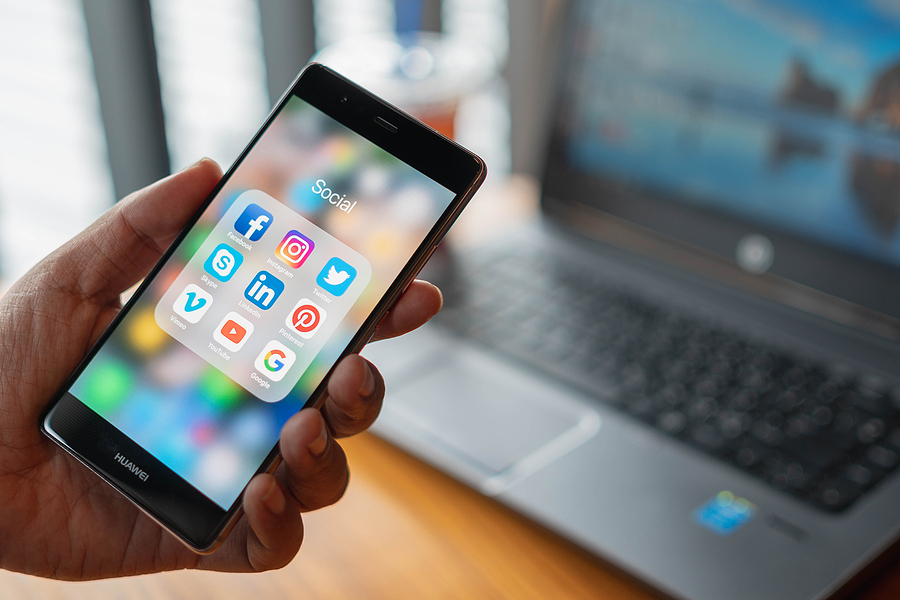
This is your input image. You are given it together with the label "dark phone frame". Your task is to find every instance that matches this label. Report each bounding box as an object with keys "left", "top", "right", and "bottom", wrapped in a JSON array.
[
  {"left": 541, "top": 0, "right": 900, "bottom": 332},
  {"left": 42, "top": 63, "right": 486, "bottom": 552}
]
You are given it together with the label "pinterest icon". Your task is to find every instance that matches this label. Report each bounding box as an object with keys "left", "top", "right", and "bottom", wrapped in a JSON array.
[{"left": 285, "top": 298, "right": 327, "bottom": 339}]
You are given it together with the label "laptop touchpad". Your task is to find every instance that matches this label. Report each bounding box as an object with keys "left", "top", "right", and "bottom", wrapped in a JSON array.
[{"left": 370, "top": 340, "right": 600, "bottom": 495}]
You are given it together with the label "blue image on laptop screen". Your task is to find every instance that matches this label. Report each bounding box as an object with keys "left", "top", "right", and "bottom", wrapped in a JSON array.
[{"left": 565, "top": 0, "right": 900, "bottom": 268}]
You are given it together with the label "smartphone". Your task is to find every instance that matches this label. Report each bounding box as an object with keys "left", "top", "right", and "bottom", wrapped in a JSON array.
[{"left": 41, "top": 63, "right": 485, "bottom": 552}]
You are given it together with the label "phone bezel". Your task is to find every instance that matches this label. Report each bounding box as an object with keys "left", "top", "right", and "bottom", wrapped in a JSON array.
[{"left": 42, "top": 63, "right": 486, "bottom": 552}]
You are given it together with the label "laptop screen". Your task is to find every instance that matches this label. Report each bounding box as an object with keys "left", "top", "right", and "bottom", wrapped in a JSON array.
[{"left": 544, "top": 0, "right": 900, "bottom": 324}]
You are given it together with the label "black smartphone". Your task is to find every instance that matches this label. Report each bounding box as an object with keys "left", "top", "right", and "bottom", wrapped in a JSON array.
[{"left": 42, "top": 63, "right": 485, "bottom": 552}]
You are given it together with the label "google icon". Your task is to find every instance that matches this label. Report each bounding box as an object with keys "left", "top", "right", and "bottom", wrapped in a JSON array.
[
  {"left": 254, "top": 341, "right": 296, "bottom": 383},
  {"left": 264, "top": 349, "right": 287, "bottom": 371}
]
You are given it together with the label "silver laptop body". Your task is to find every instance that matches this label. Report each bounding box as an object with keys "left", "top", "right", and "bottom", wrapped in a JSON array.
[{"left": 365, "top": 2, "right": 900, "bottom": 598}]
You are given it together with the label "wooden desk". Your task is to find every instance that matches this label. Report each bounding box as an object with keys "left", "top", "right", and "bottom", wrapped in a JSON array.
[{"left": 2, "top": 432, "right": 900, "bottom": 600}]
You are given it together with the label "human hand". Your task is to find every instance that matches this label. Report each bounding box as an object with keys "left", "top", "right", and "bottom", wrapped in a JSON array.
[{"left": 0, "top": 159, "right": 442, "bottom": 579}]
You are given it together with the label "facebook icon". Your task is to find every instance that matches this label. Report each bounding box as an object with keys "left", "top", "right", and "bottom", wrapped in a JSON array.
[{"left": 234, "top": 203, "right": 273, "bottom": 241}]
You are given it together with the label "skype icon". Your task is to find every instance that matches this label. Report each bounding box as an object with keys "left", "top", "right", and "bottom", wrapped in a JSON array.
[{"left": 203, "top": 243, "right": 244, "bottom": 282}]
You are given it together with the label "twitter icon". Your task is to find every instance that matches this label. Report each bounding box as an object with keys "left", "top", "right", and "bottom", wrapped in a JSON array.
[{"left": 316, "top": 257, "right": 357, "bottom": 296}]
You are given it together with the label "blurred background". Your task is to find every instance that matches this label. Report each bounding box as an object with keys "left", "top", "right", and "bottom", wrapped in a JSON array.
[
  {"left": 0, "top": 0, "right": 555, "bottom": 285},
  {"left": 8, "top": 2, "right": 900, "bottom": 600}
]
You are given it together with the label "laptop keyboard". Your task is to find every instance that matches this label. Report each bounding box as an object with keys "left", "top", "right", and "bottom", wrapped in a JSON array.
[{"left": 434, "top": 249, "right": 900, "bottom": 512}]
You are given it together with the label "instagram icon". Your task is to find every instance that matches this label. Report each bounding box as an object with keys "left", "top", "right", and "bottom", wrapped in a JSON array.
[{"left": 276, "top": 230, "right": 315, "bottom": 268}]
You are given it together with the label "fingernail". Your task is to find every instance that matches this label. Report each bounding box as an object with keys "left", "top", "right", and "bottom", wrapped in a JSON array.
[
  {"left": 261, "top": 479, "right": 286, "bottom": 515},
  {"left": 182, "top": 157, "right": 211, "bottom": 172},
  {"left": 359, "top": 361, "right": 376, "bottom": 398},
  {"left": 182, "top": 158, "right": 203, "bottom": 172},
  {"left": 308, "top": 416, "right": 328, "bottom": 457},
  {"left": 432, "top": 281, "right": 444, "bottom": 312}
]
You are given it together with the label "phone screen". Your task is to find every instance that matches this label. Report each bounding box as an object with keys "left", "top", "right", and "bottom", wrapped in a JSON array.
[{"left": 66, "top": 95, "right": 457, "bottom": 509}]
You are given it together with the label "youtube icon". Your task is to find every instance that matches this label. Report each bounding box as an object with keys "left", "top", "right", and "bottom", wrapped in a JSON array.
[
  {"left": 213, "top": 311, "right": 254, "bottom": 352},
  {"left": 221, "top": 320, "right": 246, "bottom": 343}
]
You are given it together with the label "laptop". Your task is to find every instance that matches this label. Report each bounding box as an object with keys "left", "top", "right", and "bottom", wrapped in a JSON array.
[{"left": 363, "top": 1, "right": 900, "bottom": 598}]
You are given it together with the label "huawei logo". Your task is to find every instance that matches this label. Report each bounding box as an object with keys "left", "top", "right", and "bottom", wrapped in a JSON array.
[{"left": 114, "top": 452, "right": 149, "bottom": 482}]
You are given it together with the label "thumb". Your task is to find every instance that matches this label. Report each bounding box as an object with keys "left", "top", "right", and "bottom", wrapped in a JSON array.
[{"left": 43, "top": 158, "right": 221, "bottom": 306}]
